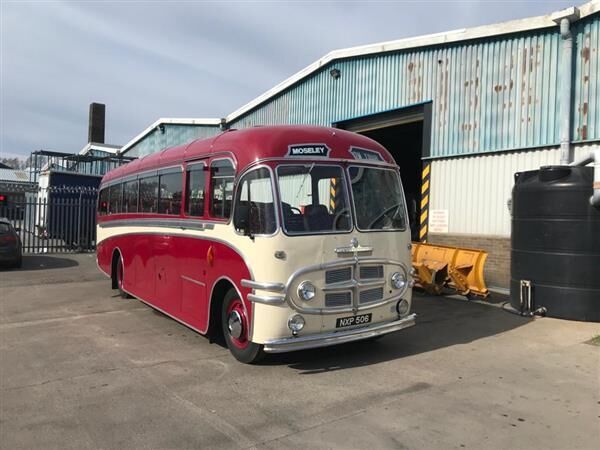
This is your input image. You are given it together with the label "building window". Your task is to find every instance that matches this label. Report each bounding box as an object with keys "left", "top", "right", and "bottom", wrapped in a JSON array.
[
  {"left": 210, "top": 159, "right": 234, "bottom": 219},
  {"left": 186, "top": 165, "right": 206, "bottom": 217},
  {"left": 158, "top": 171, "right": 183, "bottom": 215}
]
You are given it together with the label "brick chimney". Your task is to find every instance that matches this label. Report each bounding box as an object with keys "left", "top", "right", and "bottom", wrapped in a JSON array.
[{"left": 88, "top": 103, "right": 106, "bottom": 144}]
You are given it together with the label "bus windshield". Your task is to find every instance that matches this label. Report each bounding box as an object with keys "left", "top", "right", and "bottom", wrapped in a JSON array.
[
  {"left": 277, "top": 165, "right": 352, "bottom": 234},
  {"left": 348, "top": 166, "right": 406, "bottom": 231}
]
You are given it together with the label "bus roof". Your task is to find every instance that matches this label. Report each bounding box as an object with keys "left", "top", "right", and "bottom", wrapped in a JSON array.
[{"left": 102, "top": 125, "right": 395, "bottom": 184}]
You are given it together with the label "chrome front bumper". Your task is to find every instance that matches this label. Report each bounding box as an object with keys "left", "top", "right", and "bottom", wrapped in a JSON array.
[{"left": 262, "top": 313, "right": 416, "bottom": 353}]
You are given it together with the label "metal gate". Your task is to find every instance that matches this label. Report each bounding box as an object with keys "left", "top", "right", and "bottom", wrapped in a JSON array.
[{"left": 0, "top": 187, "right": 98, "bottom": 253}]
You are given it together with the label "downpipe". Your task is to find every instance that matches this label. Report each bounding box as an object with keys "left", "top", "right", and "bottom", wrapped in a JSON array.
[
  {"left": 559, "top": 17, "right": 574, "bottom": 165},
  {"left": 569, "top": 148, "right": 600, "bottom": 207}
]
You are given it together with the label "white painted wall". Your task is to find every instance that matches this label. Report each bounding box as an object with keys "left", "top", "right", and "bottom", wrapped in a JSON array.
[{"left": 429, "top": 143, "right": 598, "bottom": 237}]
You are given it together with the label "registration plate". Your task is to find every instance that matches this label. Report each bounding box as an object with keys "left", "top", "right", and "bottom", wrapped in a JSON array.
[{"left": 336, "top": 313, "right": 372, "bottom": 328}]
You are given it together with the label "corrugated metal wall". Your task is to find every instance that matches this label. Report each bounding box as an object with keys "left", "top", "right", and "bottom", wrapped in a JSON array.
[
  {"left": 126, "top": 124, "right": 221, "bottom": 158},
  {"left": 429, "top": 142, "right": 598, "bottom": 236},
  {"left": 231, "top": 14, "right": 599, "bottom": 157},
  {"left": 573, "top": 13, "right": 600, "bottom": 142}
]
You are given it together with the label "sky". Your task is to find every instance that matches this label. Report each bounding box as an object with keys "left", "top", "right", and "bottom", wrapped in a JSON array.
[{"left": 1, "top": 0, "right": 579, "bottom": 158}]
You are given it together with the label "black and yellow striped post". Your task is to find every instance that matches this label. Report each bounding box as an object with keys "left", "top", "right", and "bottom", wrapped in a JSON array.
[
  {"left": 330, "top": 177, "right": 337, "bottom": 213},
  {"left": 419, "top": 162, "right": 431, "bottom": 242}
]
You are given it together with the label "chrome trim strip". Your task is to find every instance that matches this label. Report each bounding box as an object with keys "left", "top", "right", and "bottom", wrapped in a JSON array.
[
  {"left": 322, "top": 279, "right": 385, "bottom": 292},
  {"left": 247, "top": 293, "right": 286, "bottom": 305},
  {"left": 241, "top": 279, "right": 285, "bottom": 292},
  {"left": 181, "top": 275, "right": 206, "bottom": 287},
  {"left": 334, "top": 245, "right": 374, "bottom": 254},
  {"left": 263, "top": 314, "right": 416, "bottom": 353},
  {"left": 99, "top": 218, "right": 215, "bottom": 230}
]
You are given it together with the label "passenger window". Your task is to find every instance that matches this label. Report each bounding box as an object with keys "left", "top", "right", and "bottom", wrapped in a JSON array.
[
  {"left": 123, "top": 180, "right": 139, "bottom": 213},
  {"left": 139, "top": 176, "right": 159, "bottom": 213},
  {"left": 186, "top": 165, "right": 206, "bottom": 217},
  {"left": 108, "top": 184, "right": 122, "bottom": 214},
  {"left": 234, "top": 168, "right": 276, "bottom": 235},
  {"left": 210, "top": 159, "right": 235, "bottom": 219},
  {"left": 158, "top": 171, "right": 183, "bottom": 215},
  {"left": 98, "top": 188, "right": 109, "bottom": 215}
]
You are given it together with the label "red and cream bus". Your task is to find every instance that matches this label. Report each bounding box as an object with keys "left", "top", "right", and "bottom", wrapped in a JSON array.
[{"left": 96, "top": 125, "right": 415, "bottom": 363}]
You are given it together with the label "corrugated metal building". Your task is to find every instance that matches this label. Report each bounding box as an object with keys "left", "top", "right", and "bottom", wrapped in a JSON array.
[{"left": 121, "top": 2, "right": 600, "bottom": 289}]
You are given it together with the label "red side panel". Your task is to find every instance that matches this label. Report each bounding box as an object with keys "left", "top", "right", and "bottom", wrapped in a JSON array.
[{"left": 96, "top": 233, "right": 251, "bottom": 334}]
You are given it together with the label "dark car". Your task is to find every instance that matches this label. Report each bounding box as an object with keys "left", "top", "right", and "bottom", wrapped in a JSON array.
[{"left": 0, "top": 218, "right": 22, "bottom": 268}]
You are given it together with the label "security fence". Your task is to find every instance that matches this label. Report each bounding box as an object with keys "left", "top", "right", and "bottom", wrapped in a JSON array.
[{"left": 0, "top": 187, "right": 98, "bottom": 253}]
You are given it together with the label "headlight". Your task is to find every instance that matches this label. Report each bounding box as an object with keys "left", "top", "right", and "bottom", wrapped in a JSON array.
[
  {"left": 288, "top": 314, "right": 306, "bottom": 333},
  {"left": 391, "top": 271, "right": 407, "bottom": 290},
  {"left": 297, "top": 281, "right": 316, "bottom": 301}
]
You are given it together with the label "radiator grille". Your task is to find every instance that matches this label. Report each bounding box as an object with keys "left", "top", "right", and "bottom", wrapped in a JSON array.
[
  {"left": 360, "top": 266, "right": 384, "bottom": 279},
  {"left": 325, "top": 267, "right": 352, "bottom": 284},
  {"left": 325, "top": 292, "right": 352, "bottom": 307},
  {"left": 359, "top": 287, "right": 384, "bottom": 304}
]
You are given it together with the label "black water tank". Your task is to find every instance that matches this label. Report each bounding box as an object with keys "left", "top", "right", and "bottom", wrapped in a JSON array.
[{"left": 510, "top": 165, "right": 600, "bottom": 322}]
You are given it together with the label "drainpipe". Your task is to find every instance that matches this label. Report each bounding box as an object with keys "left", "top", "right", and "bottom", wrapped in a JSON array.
[
  {"left": 552, "top": 7, "right": 580, "bottom": 165},
  {"left": 569, "top": 148, "right": 600, "bottom": 207}
]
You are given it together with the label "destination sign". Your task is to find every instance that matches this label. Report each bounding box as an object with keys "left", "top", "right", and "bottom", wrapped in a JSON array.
[{"left": 287, "top": 144, "right": 331, "bottom": 157}]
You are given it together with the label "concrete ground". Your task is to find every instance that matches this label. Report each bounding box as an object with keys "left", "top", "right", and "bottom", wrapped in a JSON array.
[{"left": 1, "top": 254, "right": 599, "bottom": 450}]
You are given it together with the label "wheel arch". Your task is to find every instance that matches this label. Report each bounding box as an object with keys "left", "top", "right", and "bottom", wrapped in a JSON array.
[{"left": 207, "top": 276, "right": 249, "bottom": 340}]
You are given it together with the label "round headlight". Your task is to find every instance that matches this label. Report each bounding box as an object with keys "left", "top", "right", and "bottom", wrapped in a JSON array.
[
  {"left": 288, "top": 314, "right": 306, "bottom": 333},
  {"left": 391, "top": 271, "right": 407, "bottom": 290},
  {"left": 396, "top": 299, "right": 410, "bottom": 316},
  {"left": 297, "top": 281, "right": 316, "bottom": 301}
]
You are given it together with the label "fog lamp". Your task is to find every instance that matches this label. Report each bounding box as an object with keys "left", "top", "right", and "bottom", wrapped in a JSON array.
[
  {"left": 396, "top": 299, "right": 410, "bottom": 316},
  {"left": 288, "top": 314, "right": 306, "bottom": 334},
  {"left": 391, "top": 271, "right": 407, "bottom": 290},
  {"left": 297, "top": 281, "right": 316, "bottom": 301}
]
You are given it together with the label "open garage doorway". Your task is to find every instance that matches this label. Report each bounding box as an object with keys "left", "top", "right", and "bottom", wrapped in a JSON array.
[{"left": 334, "top": 102, "right": 432, "bottom": 241}]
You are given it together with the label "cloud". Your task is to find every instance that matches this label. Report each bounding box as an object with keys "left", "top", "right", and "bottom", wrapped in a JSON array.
[{"left": 1, "top": 0, "right": 575, "bottom": 157}]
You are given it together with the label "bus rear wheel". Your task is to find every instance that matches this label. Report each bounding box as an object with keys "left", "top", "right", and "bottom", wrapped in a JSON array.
[
  {"left": 221, "top": 289, "right": 264, "bottom": 364},
  {"left": 115, "top": 257, "right": 130, "bottom": 299}
]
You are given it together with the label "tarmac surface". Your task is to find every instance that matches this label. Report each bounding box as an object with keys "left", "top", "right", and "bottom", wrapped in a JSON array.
[{"left": 1, "top": 254, "right": 599, "bottom": 449}]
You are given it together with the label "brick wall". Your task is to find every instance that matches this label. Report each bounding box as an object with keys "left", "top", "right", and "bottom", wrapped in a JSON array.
[{"left": 428, "top": 233, "right": 510, "bottom": 290}]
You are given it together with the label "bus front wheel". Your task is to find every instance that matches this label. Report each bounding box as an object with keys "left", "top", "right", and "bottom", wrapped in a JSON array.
[{"left": 221, "top": 289, "right": 264, "bottom": 364}]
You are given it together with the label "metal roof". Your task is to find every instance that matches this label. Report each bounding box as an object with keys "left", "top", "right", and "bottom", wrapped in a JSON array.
[{"left": 0, "top": 168, "right": 32, "bottom": 184}]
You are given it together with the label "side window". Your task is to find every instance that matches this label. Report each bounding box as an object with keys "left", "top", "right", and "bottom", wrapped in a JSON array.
[
  {"left": 108, "top": 184, "right": 122, "bottom": 214},
  {"left": 210, "top": 159, "right": 235, "bottom": 219},
  {"left": 186, "top": 164, "right": 206, "bottom": 217},
  {"left": 123, "top": 180, "right": 139, "bottom": 213},
  {"left": 158, "top": 171, "right": 183, "bottom": 215},
  {"left": 139, "top": 176, "right": 159, "bottom": 213},
  {"left": 98, "top": 188, "right": 109, "bottom": 215},
  {"left": 233, "top": 168, "right": 276, "bottom": 235}
]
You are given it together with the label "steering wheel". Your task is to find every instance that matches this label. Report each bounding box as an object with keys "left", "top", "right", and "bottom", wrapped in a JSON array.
[
  {"left": 332, "top": 208, "right": 351, "bottom": 230},
  {"left": 368, "top": 203, "right": 403, "bottom": 229},
  {"left": 290, "top": 207, "right": 302, "bottom": 215}
]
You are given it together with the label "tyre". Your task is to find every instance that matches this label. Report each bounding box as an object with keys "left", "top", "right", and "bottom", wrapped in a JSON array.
[
  {"left": 221, "top": 288, "right": 264, "bottom": 364},
  {"left": 115, "top": 256, "right": 131, "bottom": 299},
  {"left": 13, "top": 253, "right": 22, "bottom": 269}
]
